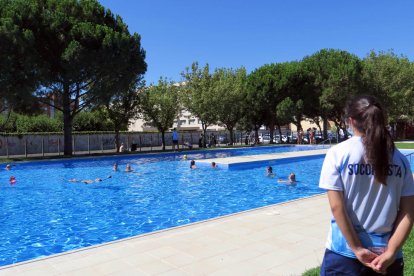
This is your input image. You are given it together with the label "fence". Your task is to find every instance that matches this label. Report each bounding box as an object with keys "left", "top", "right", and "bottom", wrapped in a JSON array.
[
  {"left": 0, "top": 131, "right": 250, "bottom": 158},
  {"left": 0, "top": 130, "right": 329, "bottom": 158}
]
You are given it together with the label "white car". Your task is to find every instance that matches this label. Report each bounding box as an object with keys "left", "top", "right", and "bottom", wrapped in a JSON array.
[
  {"left": 259, "top": 134, "right": 288, "bottom": 144},
  {"left": 274, "top": 135, "right": 288, "bottom": 143},
  {"left": 259, "top": 134, "right": 272, "bottom": 144}
]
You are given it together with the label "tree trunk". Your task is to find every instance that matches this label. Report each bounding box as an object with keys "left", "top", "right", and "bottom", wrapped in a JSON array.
[
  {"left": 269, "top": 123, "right": 275, "bottom": 144},
  {"left": 63, "top": 86, "right": 73, "bottom": 156},
  {"left": 277, "top": 124, "right": 282, "bottom": 143},
  {"left": 161, "top": 130, "right": 166, "bottom": 151},
  {"left": 115, "top": 129, "right": 120, "bottom": 152},
  {"left": 295, "top": 121, "right": 302, "bottom": 132},
  {"left": 228, "top": 127, "right": 234, "bottom": 145},
  {"left": 323, "top": 117, "right": 328, "bottom": 140},
  {"left": 254, "top": 126, "right": 259, "bottom": 144},
  {"left": 202, "top": 123, "right": 208, "bottom": 147},
  {"left": 0, "top": 109, "right": 12, "bottom": 132}
]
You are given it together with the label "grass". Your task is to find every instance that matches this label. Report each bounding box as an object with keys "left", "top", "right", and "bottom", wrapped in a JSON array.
[
  {"left": 302, "top": 266, "right": 320, "bottom": 276},
  {"left": 395, "top": 142, "right": 414, "bottom": 149},
  {"left": 403, "top": 229, "right": 414, "bottom": 275},
  {"left": 302, "top": 230, "right": 414, "bottom": 275}
]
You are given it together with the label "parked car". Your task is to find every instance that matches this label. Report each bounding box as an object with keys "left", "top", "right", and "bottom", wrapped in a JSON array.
[
  {"left": 259, "top": 134, "right": 288, "bottom": 144},
  {"left": 274, "top": 134, "right": 288, "bottom": 143},
  {"left": 259, "top": 134, "right": 272, "bottom": 144}
]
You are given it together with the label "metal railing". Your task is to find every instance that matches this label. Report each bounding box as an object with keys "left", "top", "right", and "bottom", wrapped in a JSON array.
[{"left": 318, "top": 138, "right": 332, "bottom": 149}]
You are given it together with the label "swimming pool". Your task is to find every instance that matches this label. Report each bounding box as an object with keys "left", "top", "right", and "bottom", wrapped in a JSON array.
[{"left": 0, "top": 146, "right": 410, "bottom": 266}]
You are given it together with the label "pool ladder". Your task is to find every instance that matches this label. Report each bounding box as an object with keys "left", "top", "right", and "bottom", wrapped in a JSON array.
[{"left": 318, "top": 138, "right": 332, "bottom": 149}]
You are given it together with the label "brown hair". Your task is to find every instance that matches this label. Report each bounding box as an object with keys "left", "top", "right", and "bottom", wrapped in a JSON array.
[{"left": 345, "top": 95, "right": 394, "bottom": 184}]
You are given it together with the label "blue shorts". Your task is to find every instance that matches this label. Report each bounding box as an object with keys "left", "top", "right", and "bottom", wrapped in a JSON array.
[{"left": 320, "top": 249, "right": 404, "bottom": 276}]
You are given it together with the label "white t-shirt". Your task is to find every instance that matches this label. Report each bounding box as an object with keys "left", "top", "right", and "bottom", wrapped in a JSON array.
[{"left": 319, "top": 136, "right": 414, "bottom": 258}]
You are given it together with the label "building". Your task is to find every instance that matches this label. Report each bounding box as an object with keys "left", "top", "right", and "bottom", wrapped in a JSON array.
[{"left": 128, "top": 109, "right": 225, "bottom": 132}]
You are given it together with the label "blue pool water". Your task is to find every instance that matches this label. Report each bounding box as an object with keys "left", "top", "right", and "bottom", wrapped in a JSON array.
[{"left": 0, "top": 145, "right": 410, "bottom": 266}]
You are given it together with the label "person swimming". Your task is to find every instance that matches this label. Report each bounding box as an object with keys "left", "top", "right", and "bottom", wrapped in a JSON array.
[
  {"left": 125, "top": 163, "right": 133, "bottom": 172},
  {"left": 278, "top": 172, "right": 296, "bottom": 184},
  {"left": 5, "top": 164, "right": 11, "bottom": 171},
  {"left": 211, "top": 162, "right": 218, "bottom": 168},
  {"left": 68, "top": 176, "right": 112, "bottom": 184},
  {"left": 9, "top": 176, "right": 16, "bottom": 185},
  {"left": 183, "top": 154, "right": 188, "bottom": 160},
  {"left": 266, "top": 166, "right": 275, "bottom": 177},
  {"left": 190, "top": 160, "right": 197, "bottom": 169},
  {"left": 112, "top": 163, "right": 119, "bottom": 171}
]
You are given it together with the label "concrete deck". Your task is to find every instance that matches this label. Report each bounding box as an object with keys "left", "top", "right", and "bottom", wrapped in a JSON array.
[
  {"left": 198, "top": 149, "right": 329, "bottom": 170},
  {"left": 0, "top": 194, "right": 331, "bottom": 276}
]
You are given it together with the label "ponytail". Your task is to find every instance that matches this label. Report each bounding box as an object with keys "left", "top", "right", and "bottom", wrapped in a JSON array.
[{"left": 345, "top": 95, "right": 394, "bottom": 185}]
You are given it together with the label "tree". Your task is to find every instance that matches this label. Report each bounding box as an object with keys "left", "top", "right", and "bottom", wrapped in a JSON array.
[
  {"left": 104, "top": 77, "right": 145, "bottom": 152},
  {"left": 243, "top": 72, "right": 267, "bottom": 144},
  {"left": 139, "top": 79, "right": 181, "bottom": 151},
  {"left": 247, "top": 63, "right": 292, "bottom": 143},
  {"left": 181, "top": 63, "right": 217, "bottom": 147},
  {"left": 302, "top": 49, "right": 363, "bottom": 138},
  {"left": 273, "top": 61, "right": 313, "bottom": 137},
  {"left": 362, "top": 50, "right": 414, "bottom": 138},
  {"left": 211, "top": 67, "right": 247, "bottom": 145},
  {"left": 0, "top": 0, "right": 44, "bottom": 123},
  {"left": 0, "top": 0, "right": 146, "bottom": 155}
]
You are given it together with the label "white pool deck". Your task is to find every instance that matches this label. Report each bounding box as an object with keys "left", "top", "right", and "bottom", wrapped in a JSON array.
[
  {"left": 1, "top": 149, "right": 332, "bottom": 276},
  {"left": 197, "top": 148, "right": 328, "bottom": 169}
]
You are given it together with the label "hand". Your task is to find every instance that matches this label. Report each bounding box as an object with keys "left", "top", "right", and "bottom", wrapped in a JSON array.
[
  {"left": 370, "top": 250, "right": 396, "bottom": 274},
  {"left": 354, "top": 247, "right": 379, "bottom": 267}
]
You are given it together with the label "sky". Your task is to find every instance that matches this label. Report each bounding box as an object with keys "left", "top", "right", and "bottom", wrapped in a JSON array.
[{"left": 98, "top": 0, "right": 414, "bottom": 84}]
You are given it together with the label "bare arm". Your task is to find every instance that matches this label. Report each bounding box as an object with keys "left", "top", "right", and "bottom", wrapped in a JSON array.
[
  {"left": 371, "top": 195, "right": 414, "bottom": 273},
  {"left": 327, "top": 191, "right": 379, "bottom": 266}
]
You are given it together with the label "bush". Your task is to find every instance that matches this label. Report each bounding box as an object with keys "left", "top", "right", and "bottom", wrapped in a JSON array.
[
  {"left": 0, "top": 112, "right": 17, "bottom": 132},
  {"left": 15, "top": 114, "right": 62, "bottom": 132},
  {"left": 72, "top": 111, "right": 114, "bottom": 131}
]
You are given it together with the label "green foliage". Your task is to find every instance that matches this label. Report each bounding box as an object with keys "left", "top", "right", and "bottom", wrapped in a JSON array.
[
  {"left": 72, "top": 110, "right": 113, "bottom": 131},
  {"left": 181, "top": 62, "right": 218, "bottom": 130},
  {"left": 16, "top": 114, "right": 62, "bottom": 132},
  {"left": 0, "top": 113, "right": 62, "bottom": 132},
  {"left": 302, "top": 266, "right": 320, "bottom": 276},
  {"left": 302, "top": 49, "right": 363, "bottom": 128},
  {"left": 0, "top": 0, "right": 147, "bottom": 155},
  {"left": 362, "top": 50, "right": 414, "bottom": 123},
  {"left": 403, "top": 229, "right": 414, "bottom": 275},
  {"left": 211, "top": 67, "right": 247, "bottom": 144},
  {"left": 247, "top": 62, "right": 306, "bottom": 140},
  {"left": 395, "top": 143, "right": 414, "bottom": 149},
  {"left": 105, "top": 77, "right": 144, "bottom": 131},
  {"left": 139, "top": 78, "right": 181, "bottom": 150}
]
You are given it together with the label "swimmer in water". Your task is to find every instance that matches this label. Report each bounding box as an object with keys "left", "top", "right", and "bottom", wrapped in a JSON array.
[
  {"left": 112, "top": 163, "right": 119, "bottom": 171},
  {"left": 9, "top": 176, "right": 16, "bottom": 185},
  {"left": 278, "top": 172, "right": 297, "bottom": 184},
  {"left": 190, "top": 160, "right": 197, "bottom": 169},
  {"left": 211, "top": 162, "right": 218, "bottom": 168},
  {"left": 5, "top": 164, "right": 11, "bottom": 171},
  {"left": 68, "top": 176, "right": 112, "bottom": 184},
  {"left": 266, "top": 166, "right": 275, "bottom": 177},
  {"left": 125, "top": 163, "right": 133, "bottom": 172},
  {"left": 183, "top": 154, "right": 188, "bottom": 160}
]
